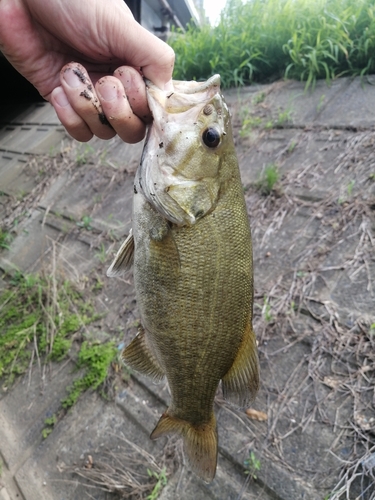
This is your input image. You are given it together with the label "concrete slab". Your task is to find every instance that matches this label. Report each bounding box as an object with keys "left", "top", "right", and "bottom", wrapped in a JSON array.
[
  {"left": 0, "top": 359, "right": 77, "bottom": 469},
  {"left": 6, "top": 102, "right": 60, "bottom": 126},
  {"left": 0, "top": 210, "right": 61, "bottom": 274},
  {"left": 15, "top": 390, "right": 166, "bottom": 500},
  {"left": 38, "top": 161, "right": 135, "bottom": 237},
  {"left": 0, "top": 123, "right": 65, "bottom": 156},
  {"left": 317, "top": 76, "right": 375, "bottom": 128}
]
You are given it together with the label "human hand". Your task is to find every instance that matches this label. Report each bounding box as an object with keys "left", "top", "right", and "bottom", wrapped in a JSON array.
[{"left": 0, "top": 0, "right": 175, "bottom": 143}]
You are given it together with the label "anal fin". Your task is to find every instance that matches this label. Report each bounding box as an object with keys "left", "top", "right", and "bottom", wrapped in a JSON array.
[
  {"left": 221, "top": 319, "right": 259, "bottom": 408},
  {"left": 107, "top": 229, "right": 134, "bottom": 277},
  {"left": 122, "top": 327, "right": 164, "bottom": 380},
  {"left": 151, "top": 411, "right": 218, "bottom": 483}
]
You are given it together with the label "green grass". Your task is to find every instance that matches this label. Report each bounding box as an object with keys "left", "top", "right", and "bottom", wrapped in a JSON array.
[
  {"left": 61, "top": 340, "right": 117, "bottom": 409},
  {"left": 146, "top": 468, "right": 168, "bottom": 500},
  {"left": 76, "top": 215, "right": 93, "bottom": 230},
  {"left": 256, "top": 164, "right": 280, "bottom": 195},
  {"left": 0, "top": 271, "right": 119, "bottom": 438},
  {"left": 0, "top": 228, "right": 13, "bottom": 250},
  {"left": 0, "top": 272, "right": 107, "bottom": 387},
  {"left": 169, "top": 0, "right": 375, "bottom": 89},
  {"left": 244, "top": 450, "right": 261, "bottom": 480}
]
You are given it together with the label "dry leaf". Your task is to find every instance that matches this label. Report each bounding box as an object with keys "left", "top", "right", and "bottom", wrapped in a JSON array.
[
  {"left": 322, "top": 376, "right": 341, "bottom": 389},
  {"left": 354, "top": 412, "right": 375, "bottom": 432},
  {"left": 246, "top": 408, "right": 268, "bottom": 421}
]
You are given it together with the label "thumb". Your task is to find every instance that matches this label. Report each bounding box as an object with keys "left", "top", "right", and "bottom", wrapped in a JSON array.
[{"left": 108, "top": 10, "right": 175, "bottom": 89}]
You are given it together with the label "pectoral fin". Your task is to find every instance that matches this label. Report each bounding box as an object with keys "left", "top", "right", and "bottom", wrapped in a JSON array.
[
  {"left": 107, "top": 230, "right": 134, "bottom": 277},
  {"left": 122, "top": 326, "right": 164, "bottom": 380},
  {"left": 221, "top": 320, "right": 259, "bottom": 408}
]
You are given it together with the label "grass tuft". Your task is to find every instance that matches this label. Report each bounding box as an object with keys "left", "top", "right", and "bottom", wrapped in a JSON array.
[{"left": 256, "top": 164, "right": 280, "bottom": 195}]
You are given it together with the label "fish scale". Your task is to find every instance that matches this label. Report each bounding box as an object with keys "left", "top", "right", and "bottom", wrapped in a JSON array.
[{"left": 107, "top": 75, "right": 259, "bottom": 482}]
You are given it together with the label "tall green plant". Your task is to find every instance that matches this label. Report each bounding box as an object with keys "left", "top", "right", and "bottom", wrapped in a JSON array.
[{"left": 169, "top": 0, "right": 375, "bottom": 88}]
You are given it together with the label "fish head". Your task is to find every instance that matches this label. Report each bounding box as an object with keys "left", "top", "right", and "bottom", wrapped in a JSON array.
[{"left": 138, "top": 75, "right": 234, "bottom": 226}]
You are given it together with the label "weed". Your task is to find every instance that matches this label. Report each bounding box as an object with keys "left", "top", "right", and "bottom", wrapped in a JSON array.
[
  {"left": 273, "top": 108, "right": 292, "bottom": 127},
  {"left": 42, "top": 414, "right": 57, "bottom": 439},
  {"left": 264, "top": 120, "right": 274, "bottom": 130},
  {"left": 338, "top": 180, "right": 355, "bottom": 205},
  {"left": 0, "top": 272, "right": 100, "bottom": 387},
  {"left": 76, "top": 215, "right": 93, "bottom": 231},
  {"left": 61, "top": 340, "right": 117, "bottom": 409},
  {"left": 287, "top": 140, "right": 297, "bottom": 153},
  {"left": 317, "top": 94, "right": 326, "bottom": 112},
  {"left": 240, "top": 112, "right": 263, "bottom": 136},
  {"left": 256, "top": 164, "right": 279, "bottom": 195},
  {"left": 262, "top": 296, "right": 273, "bottom": 322},
  {"left": 347, "top": 180, "right": 355, "bottom": 197},
  {"left": 76, "top": 144, "right": 95, "bottom": 166},
  {"left": 0, "top": 228, "right": 13, "bottom": 250},
  {"left": 369, "top": 173, "right": 375, "bottom": 181},
  {"left": 252, "top": 91, "right": 266, "bottom": 104},
  {"left": 16, "top": 189, "right": 27, "bottom": 201},
  {"left": 244, "top": 451, "right": 261, "bottom": 480},
  {"left": 95, "top": 243, "right": 107, "bottom": 263},
  {"left": 147, "top": 468, "right": 168, "bottom": 500},
  {"left": 91, "top": 276, "right": 104, "bottom": 292}
]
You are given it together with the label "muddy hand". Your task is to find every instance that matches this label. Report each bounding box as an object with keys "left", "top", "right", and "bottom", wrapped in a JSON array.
[{"left": 51, "top": 62, "right": 149, "bottom": 143}]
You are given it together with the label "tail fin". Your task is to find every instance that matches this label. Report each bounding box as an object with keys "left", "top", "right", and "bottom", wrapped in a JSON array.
[{"left": 150, "top": 411, "right": 218, "bottom": 483}]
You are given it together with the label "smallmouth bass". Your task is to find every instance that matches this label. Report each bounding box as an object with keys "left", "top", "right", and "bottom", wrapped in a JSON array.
[{"left": 108, "top": 75, "right": 259, "bottom": 482}]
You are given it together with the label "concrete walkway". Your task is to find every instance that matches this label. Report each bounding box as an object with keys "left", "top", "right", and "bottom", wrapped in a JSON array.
[{"left": 0, "top": 76, "right": 374, "bottom": 499}]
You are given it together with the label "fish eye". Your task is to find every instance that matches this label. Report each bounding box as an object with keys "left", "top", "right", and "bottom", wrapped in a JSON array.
[{"left": 202, "top": 127, "right": 221, "bottom": 148}]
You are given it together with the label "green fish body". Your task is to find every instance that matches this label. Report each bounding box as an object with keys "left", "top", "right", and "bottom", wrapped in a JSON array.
[{"left": 108, "top": 75, "right": 259, "bottom": 482}]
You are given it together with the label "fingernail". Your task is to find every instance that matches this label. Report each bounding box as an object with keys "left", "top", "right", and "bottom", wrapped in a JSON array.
[
  {"left": 164, "top": 79, "right": 174, "bottom": 92},
  {"left": 98, "top": 80, "right": 118, "bottom": 101},
  {"left": 63, "top": 67, "right": 83, "bottom": 88},
  {"left": 53, "top": 87, "right": 69, "bottom": 107},
  {"left": 120, "top": 69, "right": 133, "bottom": 91}
]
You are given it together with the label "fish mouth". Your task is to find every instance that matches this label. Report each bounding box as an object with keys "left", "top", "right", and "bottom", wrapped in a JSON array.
[
  {"left": 145, "top": 74, "right": 221, "bottom": 94},
  {"left": 145, "top": 74, "right": 221, "bottom": 119}
]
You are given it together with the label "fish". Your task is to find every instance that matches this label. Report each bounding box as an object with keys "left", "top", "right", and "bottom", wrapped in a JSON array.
[{"left": 107, "top": 75, "right": 259, "bottom": 483}]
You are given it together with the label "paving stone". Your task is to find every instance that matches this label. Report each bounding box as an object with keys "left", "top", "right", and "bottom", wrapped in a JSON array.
[
  {"left": 0, "top": 359, "right": 77, "bottom": 470},
  {"left": 116, "top": 376, "right": 168, "bottom": 436},
  {"left": 0, "top": 210, "right": 60, "bottom": 274},
  {"left": 0, "top": 488, "right": 11, "bottom": 500},
  {"left": 15, "top": 391, "right": 164, "bottom": 500},
  {"left": 38, "top": 166, "right": 135, "bottom": 237},
  {"left": 159, "top": 460, "right": 270, "bottom": 500},
  {"left": 0, "top": 123, "right": 65, "bottom": 156},
  {"left": 317, "top": 76, "right": 375, "bottom": 128},
  {"left": 0, "top": 153, "right": 29, "bottom": 197},
  {"left": 6, "top": 102, "right": 60, "bottom": 126},
  {"left": 89, "top": 135, "right": 143, "bottom": 173}
]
